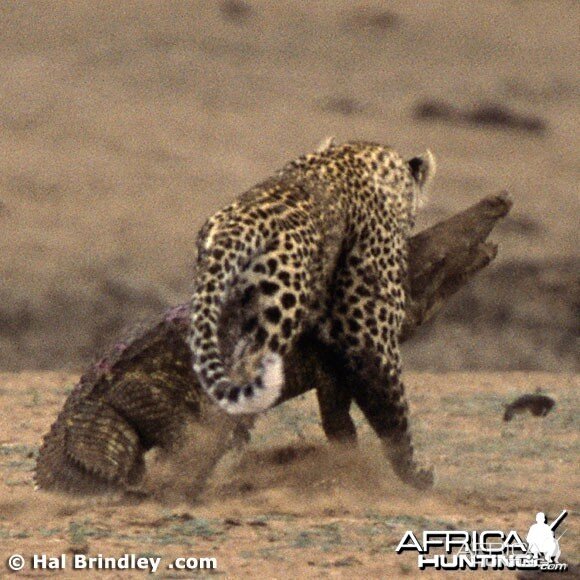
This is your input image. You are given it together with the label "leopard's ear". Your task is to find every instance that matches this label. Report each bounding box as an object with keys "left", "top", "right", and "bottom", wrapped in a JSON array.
[
  {"left": 408, "top": 149, "right": 436, "bottom": 190},
  {"left": 316, "top": 136, "right": 336, "bottom": 153}
]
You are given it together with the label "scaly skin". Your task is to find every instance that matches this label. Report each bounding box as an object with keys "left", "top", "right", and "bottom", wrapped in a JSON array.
[{"left": 34, "top": 193, "right": 511, "bottom": 495}]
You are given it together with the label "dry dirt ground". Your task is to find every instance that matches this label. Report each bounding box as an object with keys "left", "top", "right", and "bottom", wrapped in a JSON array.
[
  {"left": 0, "top": 1, "right": 578, "bottom": 372},
  {"left": 0, "top": 371, "right": 578, "bottom": 578}
]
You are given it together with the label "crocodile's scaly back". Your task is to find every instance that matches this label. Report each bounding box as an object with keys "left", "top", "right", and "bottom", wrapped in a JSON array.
[
  {"left": 34, "top": 299, "right": 251, "bottom": 494},
  {"left": 34, "top": 307, "right": 205, "bottom": 492}
]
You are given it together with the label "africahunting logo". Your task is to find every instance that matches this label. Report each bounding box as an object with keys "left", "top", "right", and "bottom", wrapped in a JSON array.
[{"left": 396, "top": 510, "right": 569, "bottom": 572}]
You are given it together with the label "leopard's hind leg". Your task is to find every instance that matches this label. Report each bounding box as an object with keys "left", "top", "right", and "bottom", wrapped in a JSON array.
[
  {"left": 312, "top": 341, "right": 357, "bottom": 444},
  {"left": 322, "top": 257, "right": 433, "bottom": 489}
]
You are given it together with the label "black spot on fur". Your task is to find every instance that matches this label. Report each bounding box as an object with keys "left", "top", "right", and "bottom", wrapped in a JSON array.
[
  {"left": 278, "top": 271, "right": 291, "bottom": 286},
  {"left": 254, "top": 263, "right": 266, "bottom": 274},
  {"left": 228, "top": 387, "right": 241, "bottom": 403},
  {"left": 265, "top": 306, "right": 282, "bottom": 324},
  {"left": 281, "top": 318, "right": 293, "bottom": 338},
  {"left": 355, "top": 284, "right": 372, "bottom": 298},
  {"left": 242, "top": 316, "right": 258, "bottom": 333},
  {"left": 259, "top": 280, "right": 280, "bottom": 295},
  {"left": 348, "top": 319, "right": 361, "bottom": 333},
  {"left": 330, "top": 318, "right": 343, "bottom": 339},
  {"left": 255, "top": 325, "right": 268, "bottom": 347},
  {"left": 281, "top": 293, "right": 297, "bottom": 309},
  {"left": 269, "top": 334, "right": 280, "bottom": 351},
  {"left": 241, "top": 284, "right": 255, "bottom": 306}
]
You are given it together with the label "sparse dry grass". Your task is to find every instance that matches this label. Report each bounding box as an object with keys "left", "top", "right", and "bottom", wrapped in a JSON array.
[{"left": 0, "top": 371, "right": 577, "bottom": 578}]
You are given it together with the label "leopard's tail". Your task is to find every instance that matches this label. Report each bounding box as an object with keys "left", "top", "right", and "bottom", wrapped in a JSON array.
[{"left": 188, "top": 248, "right": 284, "bottom": 416}]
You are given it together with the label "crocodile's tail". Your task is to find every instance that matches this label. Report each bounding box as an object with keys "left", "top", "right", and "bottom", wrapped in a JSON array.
[
  {"left": 35, "top": 397, "right": 144, "bottom": 494},
  {"left": 189, "top": 239, "right": 284, "bottom": 415}
]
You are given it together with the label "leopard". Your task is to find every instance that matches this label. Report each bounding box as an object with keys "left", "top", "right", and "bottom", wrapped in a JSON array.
[{"left": 189, "top": 138, "right": 436, "bottom": 489}]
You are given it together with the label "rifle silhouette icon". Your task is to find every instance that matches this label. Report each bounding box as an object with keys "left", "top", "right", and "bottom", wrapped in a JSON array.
[{"left": 549, "top": 510, "right": 567, "bottom": 532}]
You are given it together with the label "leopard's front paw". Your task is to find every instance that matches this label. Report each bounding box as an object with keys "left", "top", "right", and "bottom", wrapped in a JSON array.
[
  {"left": 393, "top": 461, "right": 435, "bottom": 490},
  {"left": 386, "top": 442, "right": 435, "bottom": 490},
  {"left": 405, "top": 465, "right": 434, "bottom": 490}
]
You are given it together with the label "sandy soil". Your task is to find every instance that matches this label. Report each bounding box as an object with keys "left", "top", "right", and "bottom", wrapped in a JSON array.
[
  {"left": 0, "top": 371, "right": 578, "bottom": 578},
  {"left": 0, "top": 1, "right": 578, "bottom": 372}
]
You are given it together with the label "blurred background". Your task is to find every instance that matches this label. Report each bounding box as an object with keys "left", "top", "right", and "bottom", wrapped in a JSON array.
[{"left": 0, "top": 1, "right": 577, "bottom": 372}]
